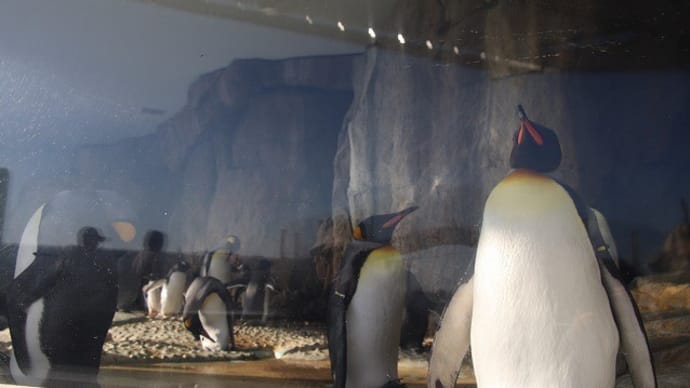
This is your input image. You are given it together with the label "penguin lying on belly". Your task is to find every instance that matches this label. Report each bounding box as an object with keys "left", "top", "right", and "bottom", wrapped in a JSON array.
[
  {"left": 328, "top": 206, "right": 418, "bottom": 388},
  {"left": 6, "top": 190, "right": 137, "bottom": 387},
  {"left": 428, "top": 106, "right": 656, "bottom": 388},
  {"left": 183, "top": 276, "right": 236, "bottom": 351}
]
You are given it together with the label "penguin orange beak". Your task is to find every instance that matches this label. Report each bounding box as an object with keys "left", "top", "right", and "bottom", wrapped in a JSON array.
[
  {"left": 516, "top": 104, "right": 544, "bottom": 146},
  {"left": 382, "top": 206, "right": 419, "bottom": 229},
  {"left": 517, "top": 120, "right": 544, "bottom": 146}
]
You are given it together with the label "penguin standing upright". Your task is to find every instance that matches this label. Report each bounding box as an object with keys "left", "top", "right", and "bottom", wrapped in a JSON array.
[
  {"left": 238, "top": 258, "right": 275, "bottom": 323},
  {"left": 183, "top": 276, "right": 236, "bottom": 351},
  {"left": 6, "top": 190, "right": 137, "bottom": 387},
  {"left": 328, "top": 206, "right": 418, "bottom": 388},
  {"left": 160, "top": 260, "right": 190, "bottom": 317},
  {"left": 428, "top": 106, "right": 656, "bottom": 388},
  {"left": 143, "top": 281, "right": 163, "bottom": 318},
  {"left": 200, "top": 235, "right": 241, "bottom": 284},
  {"left": 142, "top": 260, "right": 190, "bottom": 319}
]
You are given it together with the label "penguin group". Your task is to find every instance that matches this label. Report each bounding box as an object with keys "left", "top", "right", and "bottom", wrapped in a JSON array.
[
  {"left": 152, "top": 235, "right": 243, "bottom": 351},
  {"left": 0, "top": 104, "right": 659, "bottom": 388},
  {"left": 0, "top": 187, "right": 250, "bottom": 385}
]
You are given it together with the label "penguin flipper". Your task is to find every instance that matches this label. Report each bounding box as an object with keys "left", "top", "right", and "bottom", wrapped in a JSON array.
[
  {"left": 328, "top": 292, "right": 347, "bottom": 388},
  {"left": 142, "top": 279, "right": 166, "bottom": 293},
  {"left": 428, "top": 277, "right": 473, "bottom": 388},
  {"left": 599, "top": 262, "right": 657, "bottom": 388}
]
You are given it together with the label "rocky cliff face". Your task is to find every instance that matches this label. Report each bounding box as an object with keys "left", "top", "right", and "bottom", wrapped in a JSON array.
[
  {"left": 68, "top": 1, "right": 690, "bottom": 302},
  {"left": 329, "top": 0, "right": 690, "bottom": 298},
  {"left": 76, "top": 55, "right": 359, "bottom": 259}
]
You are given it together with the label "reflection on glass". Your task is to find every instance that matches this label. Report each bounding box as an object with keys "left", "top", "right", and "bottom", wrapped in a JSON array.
[{"left": 0, "top": 0, "right": 687, "bottom": 387}]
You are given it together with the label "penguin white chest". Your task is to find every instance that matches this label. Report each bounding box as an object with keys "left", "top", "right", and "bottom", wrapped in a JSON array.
[
  {"left": 145, "top": 281, "right": 162, "bottom": 315},
  {"left": 161, "top": 272, "right": 186, "bottom": 316},
  {"left": 199, "top": 293, "right": 230, "bottom": 351},
  {"left": 472, "top": 174, "right": 619, "bottom": 388},
  {"left": 207, "top": 252, "right": 231, "bottom": 283},
  {"left": 345, "top": 247, "right": 406, "bottom": 388}
]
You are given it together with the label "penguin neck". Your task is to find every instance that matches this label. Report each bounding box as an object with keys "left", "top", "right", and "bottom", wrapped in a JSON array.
[{"left": 506, "top": 168, "right": 554, "bottom": 182}]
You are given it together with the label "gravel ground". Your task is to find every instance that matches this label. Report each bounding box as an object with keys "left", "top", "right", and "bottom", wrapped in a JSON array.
[
  {"left": 0, "top": 313, "right": 327, "bottom": 366},
  {"left": 0, "top": 311, "right": 435, "bottom": 386},
  {"left": 102, "top": 312, "right": 330, "bottom": 364}
]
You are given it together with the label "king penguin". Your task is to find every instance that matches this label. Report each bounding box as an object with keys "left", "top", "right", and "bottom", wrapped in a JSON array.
[
  {"left": 328, "top": 206, "right": 418, "bottom": 388},
  {"left": 6, "top": 190, "right": 137, "bottom": 387},
  {"left": 428, "top": 106, "right": 656, "bottom": 388},
  {"left": 200, "top": 235, "right": 241, "bottom": 284},
  {"left": 183, "top": 276, "right": 236, "bottom": 351}
]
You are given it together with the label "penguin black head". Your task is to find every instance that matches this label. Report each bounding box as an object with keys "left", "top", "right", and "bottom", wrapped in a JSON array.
[
  {"left": 173, "top": 260, "right": 190, "bottom": 273},
  {"left": 353, "top": 206, "right": 418, "bottom": 244},
  {"left": 509, "top": 105, "right": 562, "bottom": 173},
  {"left": 183, "top": 314, "right": 215, "bottom": 343}
]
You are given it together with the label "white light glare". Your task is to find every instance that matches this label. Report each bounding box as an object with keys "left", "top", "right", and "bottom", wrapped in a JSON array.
[
  {"left": 397, "top": 33, "right": 406, "bottom": 44},
  {"left": 305, "top": 15, "right": 313, "bottom": 24},
  {"left": 453, "top": 46, "right": 460, "bottom": 55},
  {"left": 426, "top": 40, "right": 433, "bottom": 49},
  {"left": 337, "top": 21, "right": 345, "bottom": 31},
  {"left": 368, "top": 27, "right": 376, "bottom": 39}
]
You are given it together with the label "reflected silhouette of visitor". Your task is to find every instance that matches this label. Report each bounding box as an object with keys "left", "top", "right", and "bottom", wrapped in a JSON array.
[
  {"left": 7, "top": 224, "right": 117, "bottom": 387},
  {"left": 117, "top": 230, "right": 167, "bottom": 312}
]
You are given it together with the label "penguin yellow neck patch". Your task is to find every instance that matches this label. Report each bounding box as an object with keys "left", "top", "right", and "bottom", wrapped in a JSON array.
[
  {"left": 353, "top": 226, "right": 363, "bottom": 240},
  {"left": 504, "top": 169, "right": 551, "bottom": 183}
]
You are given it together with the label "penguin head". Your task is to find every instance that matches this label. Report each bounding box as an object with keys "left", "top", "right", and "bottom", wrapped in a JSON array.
[
  {"left": 183, "top": 314, "right": 215, "bottom": 343},
  {"left": 173, "top": 260, "right": 190, "bottom": 273},
  {"left": 509, "top": 105, "right": 562, "bottom": 173},
  {"left": 224, "top": 235, "right": 241, "bottom": 253},
  {"left": 352, "top": 206, "right": 418, "bottom": 244}
]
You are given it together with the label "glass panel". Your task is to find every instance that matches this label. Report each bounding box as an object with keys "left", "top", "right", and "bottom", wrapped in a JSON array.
[{"left": 0, "top": 1, "right": 688, "bottom": 387}]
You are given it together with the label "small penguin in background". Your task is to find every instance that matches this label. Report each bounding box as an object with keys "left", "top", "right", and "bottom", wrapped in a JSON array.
[
  {"left": 143, "top": 260, "right": 190, "bottom": 318},
  {"left": 143, "top": 280, "right": 163, "bottom": 318},
  {"left": 428, "top": 106, "right": 656, "bottom": 388},
  {"left": 227, "top": 257, "right": 276, "bottom": 323},
  {"left": 183, "top": 276, "right": 236, "bottom": 351},
  {"left": 6, "top": 190, "right": 136, "bottom": 387},
  {"left": 328, "top": 206, "right": 418, "bottom": 388},
  {"left": 201, "top": 235, "right": 241, "bottom": 284},
  {"left": 161, "top": 260, "right": 190, "bottom": 317}
]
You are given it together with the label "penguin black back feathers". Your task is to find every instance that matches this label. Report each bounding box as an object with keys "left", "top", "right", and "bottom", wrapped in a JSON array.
[{"left": 183, "top": 276, "right": 236, "bottom": 351}]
